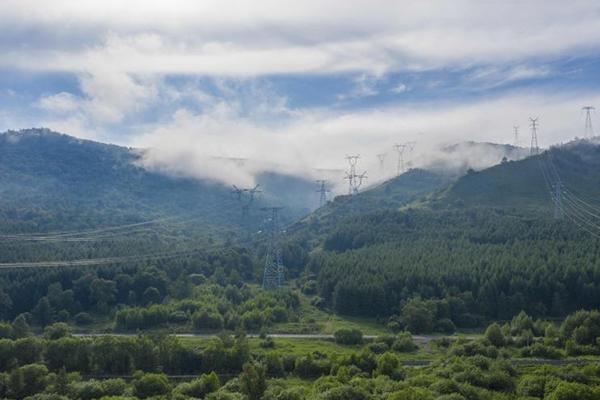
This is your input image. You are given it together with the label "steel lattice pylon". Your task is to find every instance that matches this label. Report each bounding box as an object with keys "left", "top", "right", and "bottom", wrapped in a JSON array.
[{"left": 261, "top": 207, "right": 284, "bottom": 289}]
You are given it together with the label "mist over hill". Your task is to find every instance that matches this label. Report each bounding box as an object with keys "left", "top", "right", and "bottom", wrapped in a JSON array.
[{"left": 0, "top": 128, "right": 320, "bottom": 234}]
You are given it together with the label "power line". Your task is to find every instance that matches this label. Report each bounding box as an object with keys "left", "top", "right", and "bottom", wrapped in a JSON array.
[{"left": 0, "top": 248, "right": 205, "bottom": 270}]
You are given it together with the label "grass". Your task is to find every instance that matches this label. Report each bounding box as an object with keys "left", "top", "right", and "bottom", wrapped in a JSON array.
[
  {"left": 250, "top": 338, "right": 360, "bottom": 357},
  {"left": 273, "top": 291, "right": 390, "bottom": 335}
]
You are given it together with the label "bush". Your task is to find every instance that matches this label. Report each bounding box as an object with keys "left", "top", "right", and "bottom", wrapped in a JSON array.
[
  {"left": 334, "top": 329, "right": 363, "bottom": 345},
  {"left": 435, "top": 318, "right": 456, "bottom": 334},
  {"left": 367, "top": 342, "right": 389, "bottom": 354},
  {"left": 74, "top": 313, "right": 93, "bottom": 326},
  {"left": 132, "top": 373, "right": 171, "bottom": 399},
  {"left": 392, "top": 332, "right": 417, "bottom": 352},
  {"left": 520, "top": 343, "right": 562, "bottom": 359},
  {"left": 43, "top": 323, "right": 71, "bottom": 340},
  {"left": 485, "top": 323, "right": 505, "bottom": 347},
  {"left": 175, "top": 372, "right": 220, "bottom": 398},
  {"left": 192, "top": 310, "right": 224, "bottom": 331}
]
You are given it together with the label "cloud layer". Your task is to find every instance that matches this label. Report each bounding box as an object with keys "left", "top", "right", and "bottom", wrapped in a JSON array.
[{"left": 1, "top": 0, "right": 600, "bottom": 191}]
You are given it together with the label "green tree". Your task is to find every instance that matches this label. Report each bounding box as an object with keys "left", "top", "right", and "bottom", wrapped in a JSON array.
[
  {"left": 44, "top": 323, "right": 72, "bottom": 340},
  {"left": 240, "top": 362, "right": 267, "bottom": 400},
  {"left": 485, "top": 323, "right": 505, "bottom": 347},
  {"left": 132, "top": 372, "right": 171, "bottom": 399}
]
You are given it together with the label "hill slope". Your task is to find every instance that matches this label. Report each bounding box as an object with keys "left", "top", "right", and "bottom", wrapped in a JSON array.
[{"left": 287, "top": 140, "right": 600, "bottom": 330}]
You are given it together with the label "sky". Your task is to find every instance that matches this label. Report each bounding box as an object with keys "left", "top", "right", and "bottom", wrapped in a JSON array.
[{"left": 1, "top": 0, "right": 600, "bottom": 187}]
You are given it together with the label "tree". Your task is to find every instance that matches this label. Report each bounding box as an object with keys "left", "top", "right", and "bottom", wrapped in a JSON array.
[
  {"left": 401, "top": 298, "right": 435, "bottom": 334},
  {"left": 376, "top": 352, "right": 399, "bottom": 377},
  {"left": 0, "top": 289, "right": 13, "bottom": 320},
  {"left": 485, "top": 323, "right": 505, "bottom": 347},
  {"left": 334, "top": 329, "right": 363, "bottom": 345},
  {"left": 132, "top": 372, "right": 171, "bottom": 399},
  {"left": 44, "top": 323, "right": 72, "bottom": 340},
  {"left": 12, "top": 315, "right": 31, "bottom": 338},
  {"left": 240, "top": 362, "right": 267, "bottom": 400},
  {"left": 142, "top": 287, "right": 161, "bottom": 305},
  {"left": 33, "top": 297, "right": 53, "bottom": 326},
  {"left": 90, "top": 279, "right": 117, "bottom": 312}
]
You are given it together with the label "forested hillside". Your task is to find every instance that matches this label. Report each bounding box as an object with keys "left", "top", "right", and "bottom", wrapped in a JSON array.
[
  {"left": 0, "top": 128, "right": 318, "bottom": 235},
  {"left": 287, "top": 140, "right": 600, "bottom": 333}
]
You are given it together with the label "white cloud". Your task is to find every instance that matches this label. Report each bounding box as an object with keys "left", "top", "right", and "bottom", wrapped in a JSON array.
[
  {"left": 466, "top": 64, "right": 553, "bottom": 89},
  {"left": 338, "top": 74, "right": 381, "bottom": 100},
  {"left": 37, "top": 92, "right": 80, "bottom": 113},
  {"left": 1, "top": 1, "right": 600, "bottom": 77},
  {"left": 390, "top": 83, "right": 407, "bottom": 94},
  {"left": 131, "top": 88, "right": 600, "bottom": 191}
]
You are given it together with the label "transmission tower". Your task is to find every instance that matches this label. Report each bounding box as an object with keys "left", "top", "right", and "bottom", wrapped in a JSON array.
[
  {"left": 583, "top": 106, "right": 595, "bottom": 139},
  {"left": 261, "top": 207, "right": 284, "bottom": 289},
  {"left": 393, "top": 144, "right": 406, "bottom": 176},
  {"left": 529, "top": 117, "right": 539, "bottom": 156},
  {"left": 316, "top": 180, "right": 329, "bottom": 207},
  {"left": 394, "top": 142, "right": 415, "bottom": 175},
  {"left": 513, "top": 126, "right": 519, "bottom": 147},
  {"left": 231, "top": 184, "right": 262, "bottom": 218},
  {"left": 376, "top": 153, "right": 387, "bottom": 171},
  {"left": 551, "top": 180, "right": 563, "bottom": 219},
  {"left": 344, "top": 155, "right": 367, "bottom": 195}
]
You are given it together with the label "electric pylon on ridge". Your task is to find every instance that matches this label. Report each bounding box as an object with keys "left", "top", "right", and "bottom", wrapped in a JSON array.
[
  {"left": 393, "top": 142, "right": 415, "bottom": 175},
  {"left": 261, "top": 206, "right": 284, "bottom": 289},
  {"left": 529, "top": 117, "right": 540, "bottom": 156},
  {"left": 231, "top": 184, "right": 262, "bottom": 218},
  {"left": 376, "top": 153, "right": 387, "bottom": 171},
  {"left": 583, "top": 106, "right": 595, "bottom": 139},
  {"left": 316, "top": 180, "right": 330, "bottom": 207},
  {"left": 344, "top": 155, "right": 367, "bottom": 195},
  {"left": 513, "top": 126, "right": 519, "bottom": 147}
]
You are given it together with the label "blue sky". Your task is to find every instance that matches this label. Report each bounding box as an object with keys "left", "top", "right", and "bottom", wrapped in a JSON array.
[{"left": 1, "top": 1, "right": 600, "bottom": 185}]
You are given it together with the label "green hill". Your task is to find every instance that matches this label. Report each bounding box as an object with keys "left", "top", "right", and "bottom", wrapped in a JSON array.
[
  {"left": 286, "top": 140, "right": 600, "bottom": 330},
  {"left": 0, "top": 128, "right": 320, "bottom": 264},
  {"left": 438, "top": 140, "right": 600, "bottom": 211}
]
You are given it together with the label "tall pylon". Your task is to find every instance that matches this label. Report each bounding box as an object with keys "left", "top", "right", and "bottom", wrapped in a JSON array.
[
  {"left": 393, "top": 144, "right": 407, "bottom": 176},
  {"left": 552, "top": 181, "right": 563, "bottom": 219},
  {"left": 583, "top": 106, "right": 595, "bottom": 139},
  {"left": 316, "top": 180, "right": 329, "bottom": 207},
  {"left": 231, "top": 184, "right": 261, "bottom": 219},
  {"left": 529, "top": 117, "right": 539, "bottom": 156},
  {"left": 393, "top": 142, "right": 415, "bottom": 175},
  {"left": 513, "top": 126, "right": 519, "bottom": 147},
  {"left": 261, "top": 207, "right": 284, "bottom": 289},
  {"left": 376, "top": 153, "right": 387, "bottom": 172},
  {"left": 344, "top": 155, "right": 366, "bottom": 195}
]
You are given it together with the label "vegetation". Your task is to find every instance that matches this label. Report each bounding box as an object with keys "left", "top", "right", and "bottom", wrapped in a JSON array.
[{"left": 5, "top": 130, "right": 600, "bottom": 398}]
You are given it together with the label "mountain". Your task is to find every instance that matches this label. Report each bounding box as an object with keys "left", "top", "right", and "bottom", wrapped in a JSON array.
[
  {"left": 424, "top": 141, "right": 529, "bottom": 173},
  {"left": 437, "top": 140, "right": 600, "bottom": 212},
  {"left": 285, "top": 139, "right": 600, "bottom": 327},
  {"left": 288, "top": 168, "right": 455, "bottom": 237},
  {"left": 0, "top": 129, "right": 324, "bottom": 233}
]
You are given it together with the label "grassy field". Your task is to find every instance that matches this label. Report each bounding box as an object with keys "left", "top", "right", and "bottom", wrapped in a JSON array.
[
  {"left": 178, "top": 336, "right": 442, "bottom": 361},
  {"left": 273, "top": 291, "right": 390, "bottom": 335}
]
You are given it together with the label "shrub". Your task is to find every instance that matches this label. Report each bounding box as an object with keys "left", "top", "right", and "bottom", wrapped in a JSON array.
[
  {"left": 392, "top": 332, "right": 417, "bottom": 352},
  {"left": 334, "top": 329, "right": 363, "bottom": 345},
  {"left": 485, "top": 323, "right": 505, "bottom": 347}
]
